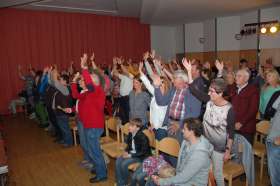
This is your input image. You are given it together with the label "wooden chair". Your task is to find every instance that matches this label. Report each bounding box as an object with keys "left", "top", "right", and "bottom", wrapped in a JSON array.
[
  {"left": 223, "top": 144, "right": 248, "bottom": 186},
  {"left": 69, "top": 117, "right": 78, "bottom": 146},
  {"left": 253, "top": 141, "right": 266, "bottom": 180},
  {"left": 253, "top": 120, "right": 269, "bottom": 180},
  {"left": 101, "top": 123, "right": 130, "bottom": 158},
  {"left": 256, "top": 120, "right": 270, "bottom": 138},
  {"left": 155, "top": 137, "right": 180, "bottom": 157},
  {"left": 100, "top": 117, "right": 120, "bottom": 145}
]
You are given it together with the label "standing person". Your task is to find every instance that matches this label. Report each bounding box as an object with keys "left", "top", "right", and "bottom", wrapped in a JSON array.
[
  {"left": 259, "top": 69, "right": 280, "bottom": 118},
  {"left": 266, "top": 96, "right": 280, "bottom": 186},
  {"left": 129, "top": 75, "right": 151, "bottom": 127},
  {"left": 18, "top": 65, "right": 36, "bottom": 118},
  {"left": 153, "top": 69, "right": 202, "bottom": 142},
  {"left": 51, "top": 71, "right": 73, "bottom": 147},
  {"left": 203, "top": 79, "right": 235, "bottom": 186},
  {"left": 231, "top": 69, "right": 259, "bottom": 145},
  {"left": 79, "top": 54, "right": 107, "bottom": 183},
  {"left": 139, "top": 62, "right": 169, "bottom": 140},
  {"left": 68, "top": 72, "right": 92, "bottom": 169},
  {"left": 112, "top": 57, "right": 133, "bottom": 124}
]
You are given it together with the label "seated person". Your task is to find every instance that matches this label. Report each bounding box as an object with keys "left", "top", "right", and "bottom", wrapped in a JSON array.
[
  {"left": 115, "top": 118, "right": 152, "bottom": 186},
  {"left": 146, "top": 118, "right": 213, "bottom": 186}
]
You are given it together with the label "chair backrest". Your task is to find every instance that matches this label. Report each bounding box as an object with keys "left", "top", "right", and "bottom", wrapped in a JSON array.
[
  {"left": 105, "top": 117, "right": 120, "bottom": 142},
  {"left": 121, "top": 122, "right": 130, "bottom": 143},
  {"left": 143, "top": 129, "right": 156, "bottom": 148},
  {"left": 208, "top": 168, "right": 216, "bottom": 186},
  {"left": 256, "top": 120, "right": 270, "bottom": 136},
  {"left": 156, "top": 137, "right": 180, "bottom": 157}
]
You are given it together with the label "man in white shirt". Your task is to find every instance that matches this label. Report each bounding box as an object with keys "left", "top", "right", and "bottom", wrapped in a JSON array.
[{"left": 112, "top": 57, "right": 133, "bottom": 124}]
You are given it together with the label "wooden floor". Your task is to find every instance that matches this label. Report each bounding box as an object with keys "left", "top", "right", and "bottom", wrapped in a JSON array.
[{"left": 2, "top": 114, "right": 271, "bottom": 186}]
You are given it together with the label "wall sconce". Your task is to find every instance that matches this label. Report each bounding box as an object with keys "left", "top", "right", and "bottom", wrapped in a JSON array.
[
  {"left": 235, "top": 34, "right": 242, "bottom": 40},
  {"left": 199, "top": 37, "right": 205, "bottom": 44}
]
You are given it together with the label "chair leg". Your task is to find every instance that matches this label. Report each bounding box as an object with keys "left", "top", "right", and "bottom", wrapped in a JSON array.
[
  {"left": 260, "top": 155, "right": 264, "bottom": 180},
  {"left": 228, "top": 177, "right": 232, "bottom": 186},
  {"left": 73, "top": 130, "right": 77, "bottom": 146}
]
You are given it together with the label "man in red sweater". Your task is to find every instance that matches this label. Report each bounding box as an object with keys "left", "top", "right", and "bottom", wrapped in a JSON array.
[
  {"left": 72, "top": 54, "right": 107, "bottom": 183},
  {"left": 231, "top": 68, "right": 259, "bottom": 145}
]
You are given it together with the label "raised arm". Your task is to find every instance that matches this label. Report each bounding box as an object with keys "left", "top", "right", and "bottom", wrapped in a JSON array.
[{"left": 80, "top": 53, "right": 95, "bottom": 92}]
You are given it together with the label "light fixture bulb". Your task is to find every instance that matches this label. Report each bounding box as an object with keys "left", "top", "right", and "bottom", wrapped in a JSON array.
[
  {"left": 270, "top": 26, "right": 278, "bottom": 33},
  {"left": 260, "top": 27, "right": 267, "bottom": 34}
]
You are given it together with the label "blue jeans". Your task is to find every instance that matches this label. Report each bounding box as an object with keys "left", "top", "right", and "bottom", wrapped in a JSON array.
[
  {"left": 266, "top": 141, "right": 280, "bottom": 186},
  {"left": 85, "top": 128, "right": 107, "bottom": 179},
  {"left": 153, "top": 128, "right": 167, "bottom": 141},
  {"left": 131, "top": 164, "right": 147, "bottom": 186},
  {"left": 56, "top": 114, "right": 73, "bottom": 146},
  {"left": 145, "top": 178, "right": 157, "bottom": 186},
  {"left": 77, "top": 119, "right": 90, "bottom": 161},
  {"left": 115, "top": 156, "right": 141, "bottom": 186}
]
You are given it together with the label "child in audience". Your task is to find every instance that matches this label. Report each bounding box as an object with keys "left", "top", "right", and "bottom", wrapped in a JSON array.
[{"left": 115, "top": 118, "right": 151, "bottom": 186}]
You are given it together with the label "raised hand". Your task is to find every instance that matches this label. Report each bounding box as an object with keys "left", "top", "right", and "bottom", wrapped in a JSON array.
[
  {"left": 215, "top": 59, "right": 224, "bottom": 71},
  {"left": 80, "top": 53, "right": 88, "bottom": 69},
  {"left": 150, "top": 49, "right": 155, "bottom": 59},
  {"left": 18, "top": 65, "right": 22, "bottom": 71},
  {"left": 90, "top": 52, "right": 95, "bottom": 61},
  {"left": 139, "top": 62, "right": 144, "bottom": 74},
  {"left": 182, "top": 58, "right": 192, "bottom": 72},
  {"left": 151, "top": 73, "right": 161, "bottom": 87},
  {"left": 72, "top": 72, "right": 80, "bottom": 82},
  {"left": 143, "top": 51, "right": 149, "bottom": 61},
  {"left": 43, "top": 66, "right": 49, "bottom": 74}
]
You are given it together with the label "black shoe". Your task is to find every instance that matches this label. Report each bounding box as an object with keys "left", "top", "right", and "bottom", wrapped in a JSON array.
[
  {"left": 90, "top": 168, "right": 96, "bottom": 174},
  {"left": 89, "top": 176, "right": 107, "bottom": 183}
]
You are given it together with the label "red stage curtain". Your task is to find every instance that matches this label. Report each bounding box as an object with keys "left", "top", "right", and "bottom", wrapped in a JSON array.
[{"left": 0, "top": 8, "right": 150, "bottom": 114}]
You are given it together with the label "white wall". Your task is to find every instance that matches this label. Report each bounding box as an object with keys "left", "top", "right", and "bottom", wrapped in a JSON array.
[
  {"left": 217, "top": 16, "right": 240, "bottom": 51},
  {"left": 150, "top": 6, "right": 280, "bottom": 60},
  {"left": 185, "top": 22, "right": 204, "bottom": 52},
  {"left": 150, "top": 25, "right": 176, "bottom": 61},
  {"left": 240, "top": 11, "right": 258, "bottom": 50},
  {"left": 175, "top": 25, "right": 184, "bottom": 54},
  {"left": 260, "top": 7, "right": 280, "bottom": 49},
  {"left": 203, "top": 19, "right": 215, "bottom": 52},
  {"left": 150, "top": 25, "right": 184, "bottom": 61}
]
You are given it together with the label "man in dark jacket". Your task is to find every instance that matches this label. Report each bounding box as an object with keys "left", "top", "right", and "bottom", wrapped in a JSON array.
[
  {"left": 231, "top": 69, "right": 259, "bottom": 145},
  {"left": 115, "top": 118, "right": 151, "bottom": 186}
]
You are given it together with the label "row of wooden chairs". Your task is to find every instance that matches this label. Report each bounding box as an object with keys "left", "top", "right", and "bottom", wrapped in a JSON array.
[{"left": 69, "top": 116, "right": 270, "bottom": 186}]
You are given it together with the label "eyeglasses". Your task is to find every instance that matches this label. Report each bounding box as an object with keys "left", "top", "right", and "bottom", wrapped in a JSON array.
[{"left": 208, "top": 89, "right": 217, "bottom": 94}]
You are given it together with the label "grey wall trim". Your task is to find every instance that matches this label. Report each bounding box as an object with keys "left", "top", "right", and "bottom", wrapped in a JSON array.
[
  {"left": 257, "top": 9, "right": 261, "bottom": 68},
  {"left": 215, "top": 17, "right": 218, "bottom": 59}
]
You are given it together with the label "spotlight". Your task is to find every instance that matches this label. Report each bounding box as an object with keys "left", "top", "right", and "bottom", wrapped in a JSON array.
[
  {"left": 270, "top": 26, "right": 278, "bottom": 33},
  {"left": 260, "top": 27, "right": 267, "bottom": 34}
]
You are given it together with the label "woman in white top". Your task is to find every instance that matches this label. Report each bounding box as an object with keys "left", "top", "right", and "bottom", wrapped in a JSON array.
[{"left": 139, "top": 62, "right": 170, "bottom": 140}]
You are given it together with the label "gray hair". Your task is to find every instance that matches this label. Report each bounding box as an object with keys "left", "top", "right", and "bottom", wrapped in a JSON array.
[
  {"left": 237, "top": 68, "right": 251, "bottom": 81},
  {"left": 174, "top": 70, "right": 188, "bottom": 83},
  {"left": 210, "top": 78, "right": 227, "bottom": 94}
]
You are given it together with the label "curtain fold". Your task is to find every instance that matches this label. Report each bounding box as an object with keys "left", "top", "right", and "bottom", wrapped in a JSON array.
[{"left": 0, "top": 8, "right": 150, "bottom": 114}]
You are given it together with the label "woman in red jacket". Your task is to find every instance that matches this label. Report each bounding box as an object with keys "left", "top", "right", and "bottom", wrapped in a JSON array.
[{"left": 70, "top": 54, "right": 107, "bottom": 183}]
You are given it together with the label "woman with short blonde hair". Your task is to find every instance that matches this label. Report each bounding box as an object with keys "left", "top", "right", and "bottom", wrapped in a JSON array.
[{"left": 259, "top": 69, "right": 280, "bottom": 116}]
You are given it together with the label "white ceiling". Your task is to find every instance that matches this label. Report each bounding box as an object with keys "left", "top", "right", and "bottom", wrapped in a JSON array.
[{"left": 1, "top": 0, "right": 280, "bottom": 25}]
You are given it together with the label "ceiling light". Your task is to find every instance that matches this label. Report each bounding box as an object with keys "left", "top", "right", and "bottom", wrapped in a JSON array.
[
  {"left": 270, "top": 26, "right": 278, "bottom": 33},
  {"left": 260, "top": 27, "right": 267, "bottom": 34}
]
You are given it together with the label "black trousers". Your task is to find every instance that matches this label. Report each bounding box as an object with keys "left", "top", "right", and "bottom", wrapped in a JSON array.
[
  {"left": 119, "top": 95, "right": 130, "bottom": 124},
  {"left": 46, "top": 106, "right": 62, "bottom": 140}
]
